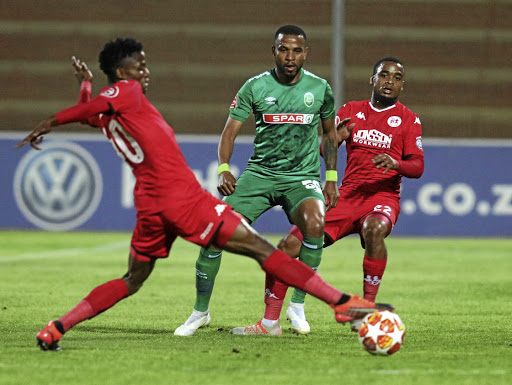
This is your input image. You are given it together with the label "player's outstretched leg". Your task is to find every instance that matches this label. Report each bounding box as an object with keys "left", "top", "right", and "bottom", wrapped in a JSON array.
[
  {"left": 218, "top": 219, "right": 394, "bottom": 330},
  {"left": 35, "top": 254, "right": 153, "bottom": 350}
]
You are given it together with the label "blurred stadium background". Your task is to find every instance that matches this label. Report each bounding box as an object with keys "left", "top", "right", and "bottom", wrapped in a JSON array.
[
  {"left": 1, "top": 0, "right": 511, "bottom": 236},
  {"left": 1, "top": 0, "right": 510, "bottom": 137}
]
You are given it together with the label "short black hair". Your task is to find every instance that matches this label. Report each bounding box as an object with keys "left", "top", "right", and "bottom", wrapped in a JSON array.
[
  {"left": 274, "top": 25, "right": 307, "bottom": 41},
  {"left": 99, "top": 38, "right": 143, "bottom": 83},
  {"left": 372, "top": 57, "right": 403, "bottom": 75}
]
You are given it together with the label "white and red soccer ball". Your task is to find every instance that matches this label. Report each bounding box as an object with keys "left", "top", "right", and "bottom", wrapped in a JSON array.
[{"left": 358, "top": 310, "right": 405, "bottom": 356}]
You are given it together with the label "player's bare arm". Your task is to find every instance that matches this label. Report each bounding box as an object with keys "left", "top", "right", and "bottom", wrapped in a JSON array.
[
  {"left": 372, "top": 153, "right": 398, "bottom": 174},
  {"left": 217, "top": 117, "right": 242, "bottom": 196},
  {"left": 336, "top": 117, "right": 355, "bottom": 146},
  {"left": 320, "top": 118, "right": 340, "bottom": 210},
  {"left": 71, "top": 56, "right": 93, "bottom": 84},
  {"left": 15, "top": 116, "right": 59, "bottom": 150}
]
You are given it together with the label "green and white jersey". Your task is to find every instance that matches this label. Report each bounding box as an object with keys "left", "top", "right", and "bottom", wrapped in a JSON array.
[{"left": 229, "top": 68, "right": 335, "bottom": 179}]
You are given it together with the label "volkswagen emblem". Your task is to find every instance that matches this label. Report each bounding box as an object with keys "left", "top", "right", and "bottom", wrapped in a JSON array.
[{"left": 13, "top": 141, "right": 103, "bottom": 231}]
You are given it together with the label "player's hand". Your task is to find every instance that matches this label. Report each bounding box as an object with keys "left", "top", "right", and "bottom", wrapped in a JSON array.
[
  {"left": 323, "top": 181, "right": 339, "bottom": 211},
  {"left": 15, "top": 117, "right": 57, "bottom": 150},
  {"left": 217, "top": 172, "right": 238, "bottom": 196},
  {"left": 336, "top": 117, "right": 355, "bottom": 145},
  {"left": 72, "top": 56, "right": 93, "bottom": 84},
  {"left": 372, "top": 153, "right": 398, "bottom": 174}
]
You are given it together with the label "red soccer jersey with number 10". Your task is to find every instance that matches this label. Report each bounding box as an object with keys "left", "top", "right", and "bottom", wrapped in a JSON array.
[
  {"left": 82, "top": 79, "right": 203, "bottom": 214},
  {"left": 336, "top": 100, "right": 423, "bottom": 197}
]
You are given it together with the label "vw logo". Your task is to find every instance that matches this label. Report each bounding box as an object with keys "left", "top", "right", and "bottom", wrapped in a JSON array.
[{"left": 13, "top": 141, "right": 103, "bottom": 231}]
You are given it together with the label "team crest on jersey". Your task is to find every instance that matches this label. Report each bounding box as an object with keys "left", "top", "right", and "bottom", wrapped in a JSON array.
[
  {"left": 230, "top": 94, "right": 238, "bottom": 109},
  {"left": 416, "top": 136, "right": 423, "bottom": 150},
  {"left": 387, "top": 116, "right": 402, "bottom": 127},
  {"left": 101, "top": 86, "right": 120, "bottom": 98},
  {"left": 304, "top": 92, "right": 314, "bottom": 107},
  {"left": 265, "top": 96, "right": 277, "bottom": 105}
]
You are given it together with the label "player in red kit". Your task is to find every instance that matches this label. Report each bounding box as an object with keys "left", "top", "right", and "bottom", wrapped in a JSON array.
[
  {"left": 234, "top": 57, "right": 422, "bottom": 335},
  {"left": 15, "top": 38, "right": 393, "bottom": 351}
]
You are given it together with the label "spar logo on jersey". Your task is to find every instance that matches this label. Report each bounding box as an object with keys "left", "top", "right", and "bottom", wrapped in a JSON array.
[
  {"left": 263, "top": 114, "right": 314, "bottom": 124},
  {"left": 304, "top": 92, "right": 314, "bottom": 107},
  {"left": 353, "top": 129, "right": 392, "bottom": 148},
  {"left": 387, "top": 116, "right": 402, "bottom": 127},
  {"left": 13, "top": 141, "right": 103, "bottom": 231},
  {"left": 229, "top": 94, "right": 238, "bottom": 109},
  {"left": 101, "top": 86, "right": 120, "bottom": 98}
]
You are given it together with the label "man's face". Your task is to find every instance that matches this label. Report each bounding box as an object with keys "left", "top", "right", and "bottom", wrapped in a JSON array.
[
  {"left": 272, "top": 34, "right": 308, "bottom": 83},
  {"left": 116, "top": 51, "right": 150, "bottom": 93},
  {"left": 370, "top": 61, "right": 404, "bottom": 105}
]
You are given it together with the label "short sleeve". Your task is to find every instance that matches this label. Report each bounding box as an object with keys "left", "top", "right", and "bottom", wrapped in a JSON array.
[
  {"left": 320, "top": 82, "right": 336, "bottom": 120},
  {"left": 228, "top": 80, "right": 253, "bottom": 123},
  {"left": 97, "top": 80, "right": 142, "bottom": 114},
  {"left": 335, "top": 102, "right": 352, "bottom": 127},
  {"left": 403, "top": 113, "right": 424, "bottom": 156}
]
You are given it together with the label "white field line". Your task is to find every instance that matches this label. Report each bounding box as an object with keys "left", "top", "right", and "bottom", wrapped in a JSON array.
[{"left": 0, "top": 241, "right": 127, "bottom": 263}]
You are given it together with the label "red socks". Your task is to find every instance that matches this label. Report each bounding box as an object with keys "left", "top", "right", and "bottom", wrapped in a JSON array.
[
  {"left": 262, "top": 250, "right": 342, "bottom": 305},
  {"left": 362, "top": 255, "right": 387, "bottom": 302},
  {"left": 263, "top": 274, "right": 288, "bottom": 320},
  {"left": 59, "top": 279, "right": 129, "bottom": 332}
]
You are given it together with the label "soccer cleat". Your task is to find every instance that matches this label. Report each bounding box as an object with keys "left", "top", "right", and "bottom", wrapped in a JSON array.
[
  {"left": 286, "top": 302, "right": 310, "bottom": 335},
  {"left": 36, "top": 321, "right": 63, "bottom": 351},
  {"left": 331, "top": 295, "right": 394, "bottom": 324},
  {"left": 230, "top": 319, "right": 282, "bottom": 336},
  {"left": 174, "top": 310, "right": 211, "bottom": 336}
]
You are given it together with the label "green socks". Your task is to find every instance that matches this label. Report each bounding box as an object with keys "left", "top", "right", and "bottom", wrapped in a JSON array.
[
  {"left": 290, "top": 236, "right": 324, "bottom": 304},
  {"left": 194, "top": 247, "right": 222, "bottom": 312}
]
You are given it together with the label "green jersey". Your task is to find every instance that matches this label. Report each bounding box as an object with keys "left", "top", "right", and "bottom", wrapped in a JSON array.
[{"left": 229, "top": 68, "right": 335, "bottom": 179}]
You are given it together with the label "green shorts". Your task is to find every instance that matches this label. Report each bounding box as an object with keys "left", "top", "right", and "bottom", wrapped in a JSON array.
[{"left": 224, "top": 171, "right": 325, "bottom": 224}]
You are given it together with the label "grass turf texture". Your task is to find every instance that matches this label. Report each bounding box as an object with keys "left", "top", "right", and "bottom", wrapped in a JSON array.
[{"left": 0, "top": 231, "right": 510, "bottom": 385}]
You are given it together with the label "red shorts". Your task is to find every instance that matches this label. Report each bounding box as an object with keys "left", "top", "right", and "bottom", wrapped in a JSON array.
[
  {"left": 130, "top": 191, "right": 242, "bottom": 261},
  {"left": 290, "top": 192, "right": 400, "bottom": 246}
]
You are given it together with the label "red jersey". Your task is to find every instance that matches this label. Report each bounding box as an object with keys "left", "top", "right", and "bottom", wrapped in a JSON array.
[
  {"left": 336, "top": 100, "right": 423, "bottom": 196},
  {"left": 56, "top": 79, "right": 203, "bottom": 214}
]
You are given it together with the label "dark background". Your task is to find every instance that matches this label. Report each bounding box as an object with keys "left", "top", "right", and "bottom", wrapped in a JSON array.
[{"left": 1, "top": 0, "right": 510, "bottom": 138}]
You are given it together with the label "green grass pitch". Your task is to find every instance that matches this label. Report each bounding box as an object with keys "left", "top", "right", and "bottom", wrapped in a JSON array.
[{"left": 0, "top": 231, "right": 510, "bottom": 385}]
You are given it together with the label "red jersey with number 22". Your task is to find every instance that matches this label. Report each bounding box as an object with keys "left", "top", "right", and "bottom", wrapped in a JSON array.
[
  {"left": 336, "top": 100, "right": 423, "bottom": 197},
  {"left": 90, "top": 80, "right": 202, "bottom": 213}
]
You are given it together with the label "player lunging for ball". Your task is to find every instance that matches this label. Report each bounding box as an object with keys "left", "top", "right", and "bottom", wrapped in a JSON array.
[{"left": 16, "top": 38, "right": 392, "bottom": 351}]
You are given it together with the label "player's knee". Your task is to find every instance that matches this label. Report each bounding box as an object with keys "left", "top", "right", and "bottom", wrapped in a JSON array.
[
  {"left": 299, "top": 214, "right": 325, "bottom": 238},
  {"left": 277, "top": 234, "right": 301, "bottom": 258},
  {"left": 362, "top": 216, "right": 389, "bottom": 243},
  {"left": 122, "top": 274, "right": 145, "bottom": 295}
]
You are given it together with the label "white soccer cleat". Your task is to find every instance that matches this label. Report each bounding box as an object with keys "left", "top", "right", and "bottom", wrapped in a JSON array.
[
  {"left": 230, "top": 319, "right": 282, "bottom": 336},
  {"left": 174, "top": 309, "right": 211, "bottom": 336},
  {"left": 286, "top": 302, "right": 310, "bottom": 335}
]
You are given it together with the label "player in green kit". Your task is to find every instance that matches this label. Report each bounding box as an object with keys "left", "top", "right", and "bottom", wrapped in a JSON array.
[{"left": 174, "top": 25, "right": 340, "bottom": 336}]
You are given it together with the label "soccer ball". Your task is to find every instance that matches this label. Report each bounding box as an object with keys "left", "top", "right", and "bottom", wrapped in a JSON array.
[{"left": 358, "top": 310, "right": 405, "bottom": 356}]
